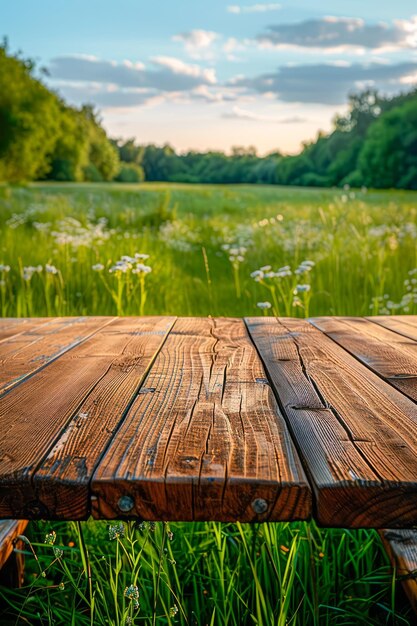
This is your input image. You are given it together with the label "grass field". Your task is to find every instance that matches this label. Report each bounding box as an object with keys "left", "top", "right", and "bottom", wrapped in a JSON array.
[{"left": 0, "top": 182, "right": 416, "bottom": 625}]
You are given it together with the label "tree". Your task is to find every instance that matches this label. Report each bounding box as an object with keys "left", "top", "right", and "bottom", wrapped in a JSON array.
[{"left": 358, "top": 97, "right": 417, "bottom": 189}]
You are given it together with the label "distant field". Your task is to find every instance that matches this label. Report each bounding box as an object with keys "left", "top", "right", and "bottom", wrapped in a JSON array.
[
  {"left": 1, "top": 182, "right": 416, "bottom": 625},
  {"left": 1, "top": 182, "right": 416, "bottom": 318}
]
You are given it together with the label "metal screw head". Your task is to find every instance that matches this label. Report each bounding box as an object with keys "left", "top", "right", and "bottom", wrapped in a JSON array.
[
  {"left": 251, "top": 498, "right": 268, "bottom": 515},
  {"left": 118, "top": 495, "right": 135, "bottom": 513}
]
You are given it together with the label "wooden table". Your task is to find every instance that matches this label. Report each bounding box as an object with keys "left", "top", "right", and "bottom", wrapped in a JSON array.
[{"left": 0, "top": 316, "right": 416, "bottom": 528}]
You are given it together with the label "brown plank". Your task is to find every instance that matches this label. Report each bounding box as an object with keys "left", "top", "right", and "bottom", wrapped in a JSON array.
[
  {"left": 0, "top": 317, "right": 173, "bottom": 518},
  {"left": 0, "top": 316, "right": 115, "bottom": 394},
  {"left": 369, "top": 316, "right": 417, "bottom": 342},
  {"left": 380, "top": 529, "right": 417, "bottom": 615},
  {"left": 0, "top": 318, "right": 50, "bottom": 344},
  {"left": 33, "top": 316, "right": 176, "bottom": 519},
  {"left": 246, "top": 317, "right": 417, "bottom": 528},
  {"left": 92, "top": 317, "right": 311, "bottom": 522},
  {"left": 310, "top": 316, "right": 417, "bottom": 402},
  {"left": 0, "top": 519, "right": 28, "bottom": 569}
]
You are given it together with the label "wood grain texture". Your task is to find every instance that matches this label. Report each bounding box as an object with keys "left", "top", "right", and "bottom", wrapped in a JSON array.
[
  {"left": 246, "top": 317, "right": 417, "bottom": 528},
  {"left": 369, "top": 316, "right": 417, "bottom": 342},
  {"left": 380, "top": 529, "right": 417, "bottom": 615},
  {"left": 33, "top": 316, "right": 176, "bottom": 519},
  {"left": 0, "top": 317, "right": 171, "bottom": 518},
  {"left": 0, "top": 519, "right": 28, "bottom": 569},
  {"left": 310, "top": 316, "right": 417, "bottom": 401},
  {"left": 0, "top": 316, "right": 114, "bottom": 394},
  {"left": 92, "top": 318, "right": 311, "bottom": 522},
  {"left": 0, "top": 318, "right": 50, "bottom": 344}
]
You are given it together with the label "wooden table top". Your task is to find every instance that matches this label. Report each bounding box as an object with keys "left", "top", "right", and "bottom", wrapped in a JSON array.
[{"left": 0, "top": 316, "right": 416, "bottom": 528}]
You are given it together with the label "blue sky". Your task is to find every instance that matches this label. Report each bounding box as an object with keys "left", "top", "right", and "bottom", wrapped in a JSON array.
[{"left": 2, "top": 1, "right": 417, "bottom": 154}]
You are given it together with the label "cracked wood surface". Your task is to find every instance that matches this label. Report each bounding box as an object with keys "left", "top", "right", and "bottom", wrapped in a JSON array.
[
  {"left": 310, "top": 316, "right": 417, "bottom": 402},
  {"left": 0, "top": 317, "right": 172, "bottom": 518},
  {"left": 246, "top": 317, "right": 417, "bottom": 527},
  {"left": 91, "top": 318, "right": 311, "bottom": 522},
  {"left": 0, "top": 315, "right": 416, "bottom": 525}
]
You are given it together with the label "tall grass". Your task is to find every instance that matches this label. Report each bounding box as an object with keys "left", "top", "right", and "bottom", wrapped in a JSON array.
[{"left": 0, "top": 182, "right": 416, "bottom": 625}]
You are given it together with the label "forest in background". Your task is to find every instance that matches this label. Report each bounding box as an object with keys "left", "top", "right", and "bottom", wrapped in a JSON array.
[{"left": 1, "top": 41, "right": 417, "bottom": 189}]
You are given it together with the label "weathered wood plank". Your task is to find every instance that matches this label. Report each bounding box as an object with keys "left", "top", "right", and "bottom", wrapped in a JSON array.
[
  {"left": 33, "top": 316, "right": 176, "bottom": 519},
  {"left": 0, "top": 317, "right": 173, "bottom": 518},
  {"left": 310, "top": 316, "right": 417, "bottom": 402},
  {"left": 380, "top": 529, "right": 417, "bottom": 615},
  {"left": 0, "top": 520, "right": 28, "bottom": 570},
  {"left": 369, "top": 316, "right": 417, "bottom": 342},
  {"left": 246, "top": 317, "right": 417, "bottom": 528},
  {"left": 0, "top": 318, "right": 50, "bottom": 344},
  {"left": 0, "top": 316, "right": 115, "bottom": 394},
  {"left": 92, "top": 318, "right": 311, "bottom": 522}
]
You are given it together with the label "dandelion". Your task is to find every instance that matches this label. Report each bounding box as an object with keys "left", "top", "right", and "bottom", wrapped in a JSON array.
[
  {"left": 108, "top": 522, "right": 125, "bottom": 541},
  {"left": 124, "top": 584, "right": 140, "bottom": 610},
  {"left": 92, "top": 263, "right": 105, "bottom": 271}
]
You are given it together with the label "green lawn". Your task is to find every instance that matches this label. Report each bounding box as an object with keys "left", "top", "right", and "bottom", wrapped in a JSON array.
[{"left": 0, "top": 182, "right": 416, "bottom": 625}]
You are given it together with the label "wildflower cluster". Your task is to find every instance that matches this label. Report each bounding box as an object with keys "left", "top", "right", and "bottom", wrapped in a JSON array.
[
  {"left": 108, "top": 522, "right": 125, "bottom": 541},
  {"left": 159, "top": 220, "right": 201, "bottom": 251},
  {"left": 222, "top": 241, "right": 250, "bottom": 298},
  {"left": 51, "top": 216, "right": 112, "bottom": 248},
  {"left": 44, "top": 531, "right": 57, "bottom": 545},
  {"left": 222, "top": 243, "right": 247, "bottom": 265},
  {"left": 124, "top": 584, "right": 140, "bottom": 611},
  {"left": 369, "top": 268, "right": 417, "bottom": 314},
  {"left": 251, "top": 260, "right": 315, "bottom": 315},
  {"left": 21, "top": 264, "right": 59, "bottom": 281},
  {"left": 108, "top": 254, "right": 151, "bottom": 275}
]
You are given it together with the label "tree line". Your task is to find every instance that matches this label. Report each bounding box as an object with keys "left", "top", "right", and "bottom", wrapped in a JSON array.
[{"left": 1, "top": 42, "right": 417, "bottom": 189}]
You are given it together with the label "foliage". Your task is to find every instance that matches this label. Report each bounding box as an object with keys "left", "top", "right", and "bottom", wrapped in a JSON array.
[
  {"left": 0, "top": 43, "right": 119, "bottom": 183},
  {"left": 0, "top": 182, "right": 416, "bottom": 318},
  {"left": 0, "top": 519, "right": 413, "bottom": 625}
]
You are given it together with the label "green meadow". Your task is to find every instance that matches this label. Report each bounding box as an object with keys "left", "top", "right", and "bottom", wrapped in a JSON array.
[{"left": 0, "top": 182, "right": 416, "bottom": 625}]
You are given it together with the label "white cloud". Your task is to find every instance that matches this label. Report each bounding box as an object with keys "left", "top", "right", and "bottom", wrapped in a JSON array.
[
  {"left": 50, "top": 54, "right": 216, "bottom": 95},
  {"left": 150, "top": 56, "right": 216, "bottom": 83},
  {"left": 228, "top": 3, "right": 281, "bottom": 14},
  {"left": 256, "top": 15, "right": 417, "bottom": 53},
  {"left": 172, "top": 29, "right": 219, "bottom": 59},
  {"left": 234, "top": 61, "right": 417, "bottom": 104}
]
